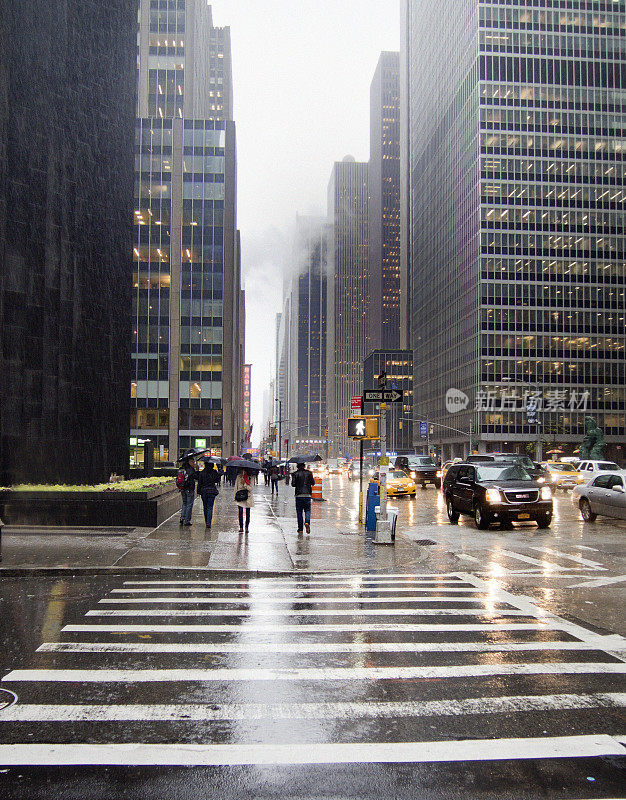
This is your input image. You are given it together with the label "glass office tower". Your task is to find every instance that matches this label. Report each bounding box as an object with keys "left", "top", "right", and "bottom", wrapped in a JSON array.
[
  {"left": 326, "top": 158, "right": 369, "bottom": 458},
  {"left": 133, "top": 1, "right": 243, "bottom": 461},
  {"left": 404, "top": 0, "right": 626, "bottom": 460}
]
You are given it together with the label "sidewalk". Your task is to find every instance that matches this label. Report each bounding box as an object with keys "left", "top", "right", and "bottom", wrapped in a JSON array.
[{"left": 0, "top": 481, "right": 452, "bottom": 574}]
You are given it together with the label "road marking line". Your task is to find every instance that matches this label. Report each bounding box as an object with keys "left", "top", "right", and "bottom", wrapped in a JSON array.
[
  {"left": 36, "top": 641, "right": 600, "bottom": 655},
  {"left": 97, "top": 596, "right": 506, "bottom": 606},
  {"left": 0, "top": 735, "right": 623, "bottom": 765},
  {"left": 85, "top": 608, "right": 528, "bottom": 619},
  {"left": 109, "top": 587, "right": 481, "bottom": 595},
  {"left": 2, "top": 694, "right": 625, "bottom": 723},
  {"left": 458, "top": 573, "right": 626, "bottom": 658},
  {"left": 4, "top": 663, "right": 624, "bottom": 683},
  {"left": 122, "top": 578, "right": 469, "bottom": 587},
  {"left": 526, "top": 547, "right": 606, "bottom": 570},
  {"left": 55, "top": 622, "right": 550, "bottom": 634},
  {"left": 565, "top": 575, "right": 626, "bottom": 589},
  {"left": 488, "top": 550, "right": 566, "bottom": 569}
]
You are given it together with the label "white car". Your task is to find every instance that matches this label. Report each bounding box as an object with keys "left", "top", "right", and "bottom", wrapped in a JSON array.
[
  {"left": 572, "top": 471, "right": 626, "bottom": 522},
  {"left": 576, "top": 460, "right": 621, "bottom": 480}
]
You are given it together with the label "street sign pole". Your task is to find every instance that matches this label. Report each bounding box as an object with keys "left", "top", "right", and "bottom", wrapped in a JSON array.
[
  {"left": 379, "top": 402, "right": 387, "bottom": 521},
  {"left": 358, "top": 396, "right": 364, "bottom": 524}
]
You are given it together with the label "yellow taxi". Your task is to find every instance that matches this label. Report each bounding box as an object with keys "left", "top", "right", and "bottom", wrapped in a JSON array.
[
  {"left": 544, "top": 461, "right": 587, "bottom": 492},
  {"left": 372, "top": 469, "right": 417, "bottom": 498}
]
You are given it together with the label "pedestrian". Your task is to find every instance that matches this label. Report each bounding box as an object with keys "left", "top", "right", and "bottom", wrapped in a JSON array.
[
  {"left": 291, "top": 461, "right": 315, "bottom": 534},
  {"left": 197, "top": 460, "right": 220, "bottom": 528},
  {"left": 176, "top": 456, "right": 197, "bottom": 526},
  {"left": 270, "top": 463, "right": 280, "bottom": 496},
  {"left": 263, "top": 460, "right": 270, "bottom": 485},
  {"left": 234, "top": 468, "right": 254, "bottom": 532}
]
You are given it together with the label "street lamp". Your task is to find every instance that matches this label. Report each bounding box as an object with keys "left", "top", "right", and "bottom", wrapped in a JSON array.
[{"left": 275, "top": 398, "right": 282, "bottom": 461}]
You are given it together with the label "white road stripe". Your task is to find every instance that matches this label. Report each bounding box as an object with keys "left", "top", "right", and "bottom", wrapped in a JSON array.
[
  {"left": 458, "top": 573, "right": 626, "bottom": 654},
  {"left": 122, "top": 579, "right": 468, "bottom": 587},
  {"left": 99, "top": 596, "right": 486, "bottom": 605},
  {"left": 0, "top": 735, "right": 623, "bottom": 765},
  {"left": 2, "top": 693, "right": 625, "bottom": 722},
  {"left": 489, "top": 550, "right": 564, "bottom": 568},
  {"left": 566, "top": 575, "right": 626, "bottom": 589},
  {"left": 526, "top": 547, "right": 606, "bottom": 570},
  {"left": 36, "top": 640, "right": 600, "bottom": 655},
  {"left": 56, "top": 622, "right": 550, "bottom": 634},
  {"left": 109, "top": 587, "right": 481, "bottom": 595},
  {"left": 85, "top": 608, "right": 527, "bottom": 619},
  {"left": 4, "top": 663, "right": 625, "bottom": 683}
]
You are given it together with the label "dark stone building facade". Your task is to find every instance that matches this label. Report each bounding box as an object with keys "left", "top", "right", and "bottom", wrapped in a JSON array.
[{"left": 0, "top": 1, "right": 137, "bottom": 484}]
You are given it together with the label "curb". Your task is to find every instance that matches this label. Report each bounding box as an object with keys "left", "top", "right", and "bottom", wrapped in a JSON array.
[{"left": 0, "top": 566, "right": 362, "bottom": 578}]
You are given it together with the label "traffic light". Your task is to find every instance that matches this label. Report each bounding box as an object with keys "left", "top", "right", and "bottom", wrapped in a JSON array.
[{"left": 347, "top": 416, "right": 379, "bottom": 440}]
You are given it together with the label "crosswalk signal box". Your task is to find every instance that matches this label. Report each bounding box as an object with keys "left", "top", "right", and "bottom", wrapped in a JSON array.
[{"left": 347, "top": 416, "right": 379, "bottom": 440}]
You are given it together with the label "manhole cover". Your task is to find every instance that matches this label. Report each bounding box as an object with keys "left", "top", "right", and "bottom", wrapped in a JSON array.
[{"left": 414, "top": 539, "right": 438, "bottom": 546}]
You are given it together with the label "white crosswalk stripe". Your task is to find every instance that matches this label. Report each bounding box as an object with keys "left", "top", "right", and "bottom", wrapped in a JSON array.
[{"left": 1, "top": 570, "right": 625, "bottom": 776}]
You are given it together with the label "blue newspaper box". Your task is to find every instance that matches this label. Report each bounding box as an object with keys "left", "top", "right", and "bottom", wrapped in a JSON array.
[{"left": 365, "top": 482, "right": 379, "bottom": 532}]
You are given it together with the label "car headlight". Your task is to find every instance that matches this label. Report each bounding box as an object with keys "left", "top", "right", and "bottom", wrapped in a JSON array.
[
  {"left": 541, "top": 486, "right": 552, "bottom": 501},
  {"left": 410, "top": 471, "right": 416, "bottom": 478},
  {"left": 537, "top": 477, "right": 545, "bottom": 484},
  {"left": 436, "top": 470, "right": 442, "bottom": 477},
  {"left": 485, "top": 488, "right": 502, "bottom": 504}
]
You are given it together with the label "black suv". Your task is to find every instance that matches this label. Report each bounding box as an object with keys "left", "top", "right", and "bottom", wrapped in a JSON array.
[
  {"left": 396, "top": 456, "right": 440, "bottom": 489},
  {"left": 443, "top": 462, "right": 553, "bottom": 529}
]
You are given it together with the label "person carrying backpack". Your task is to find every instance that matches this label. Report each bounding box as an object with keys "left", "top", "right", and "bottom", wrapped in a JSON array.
[
  {"left": 176, "top": 456, "right": 197, "bottom": 526},
  {"left": 291, "top": 462, "right": 315, "bottom": 534}
]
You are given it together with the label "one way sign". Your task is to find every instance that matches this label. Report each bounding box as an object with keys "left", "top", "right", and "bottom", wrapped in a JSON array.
[{"left": 363, "top": 389, "right": 403, "bottom": 404}]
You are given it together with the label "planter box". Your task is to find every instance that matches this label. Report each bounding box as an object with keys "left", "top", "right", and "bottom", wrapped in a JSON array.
[{"left": 0, "top": 485, "right": 179, "bottom": 528}]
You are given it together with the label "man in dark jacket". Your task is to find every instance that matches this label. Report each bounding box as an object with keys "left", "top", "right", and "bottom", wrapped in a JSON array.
[
  {"left": 179, "top": 457, "right": 197, "bottom": 526},
  {"left": 197, "top": 461, "right": 220, "bottom": 528},
  {"left": 291, "top": 462, "right": 315, "bottom": 534}
]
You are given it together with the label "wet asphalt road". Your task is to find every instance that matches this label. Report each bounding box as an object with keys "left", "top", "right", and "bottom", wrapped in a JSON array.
[
  {"left": 0, "top": 479, "right": 625, "bottom": 798},
  {"left": 0, "top": 568, "right": 625, "bottom": 799}
]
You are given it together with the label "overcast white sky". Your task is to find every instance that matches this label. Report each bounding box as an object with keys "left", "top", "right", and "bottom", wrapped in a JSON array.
[{"left": 208, "top": 1, "right": 401, "bottom": 444}]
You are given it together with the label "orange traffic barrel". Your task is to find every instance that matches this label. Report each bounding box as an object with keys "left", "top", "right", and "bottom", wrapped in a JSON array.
[{"left": 312, "top": 476, "right": 324, "bottom": 501}]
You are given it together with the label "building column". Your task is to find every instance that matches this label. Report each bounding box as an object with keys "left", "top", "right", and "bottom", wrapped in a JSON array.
[{"left": 168, "top": 118, "right": 183, "bottom": 460}]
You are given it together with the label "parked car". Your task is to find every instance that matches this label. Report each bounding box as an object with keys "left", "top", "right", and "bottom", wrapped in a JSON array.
[
  {"left": 372, "top": 469, "right": 417, "bottom": 498},
  {"left": 395, "top": 456, "right": 440, "bottom": 488},
  {"left": 443, "top": 462, "right": 553, "bottom": 529},
  {"left": 572, "top": 471, "right": 626, "bottom": 522},
  {"left": 576, "top": 460, "right": 621, "bottom": 481},
  {"left": 544, "top": 461, "right": 587, "bottom": 492}
]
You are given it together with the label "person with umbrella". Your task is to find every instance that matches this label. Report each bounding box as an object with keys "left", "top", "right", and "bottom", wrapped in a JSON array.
[
  {"left": 233, "top": 466, "right": 255, "bottom": 532},
  {"left": 197, "top": 457, "right": 221, "bottom": 529},
  {"left": 176, "top": 451, "right": 198, "bottom": 526},
  {"left": 290, "top": 461, "right": 315, "bottom": 535}
]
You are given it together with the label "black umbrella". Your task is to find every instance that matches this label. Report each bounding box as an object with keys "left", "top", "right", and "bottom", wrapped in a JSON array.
[
  {"left": 227, "top": 457, "right": 261, "bottom": 471},
  {"left": 287, "top": 453, "right": 323, "bottom": 464},
  {"left": 176, "top": 448, "right": 206, "bottom": 463},
  {"left": 202, "top": 456, "right": 226, "bottom": 465}
]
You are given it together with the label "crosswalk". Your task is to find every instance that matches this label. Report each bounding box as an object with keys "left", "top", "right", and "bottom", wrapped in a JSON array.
[{"left": 1, "top": 572, "right": 625, "bottom": 789}]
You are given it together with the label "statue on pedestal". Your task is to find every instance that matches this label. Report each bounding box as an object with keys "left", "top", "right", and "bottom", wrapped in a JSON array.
[{"left": 579, "top": 416, "right": 606, "bottom": 460}]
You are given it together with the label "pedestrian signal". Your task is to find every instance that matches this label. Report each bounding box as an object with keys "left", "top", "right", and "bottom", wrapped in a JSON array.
[{"left": 347, "top": 416, "right": 379, "bottom": 440}]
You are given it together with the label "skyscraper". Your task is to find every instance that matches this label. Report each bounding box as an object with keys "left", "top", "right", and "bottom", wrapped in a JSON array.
[
  {"left": 326, "top": 158, "right": 369, "bottom": 457},
  {"left": 132, "top": 1, "right": 243, "bottom": 460},
  {"left": 369, "top": 52, "right": 402, "bottom": 351},
  {"left": 0, "top": 0, "right": 136, "bottom": 485},
  {"left": 283, "top": 215, "right": 328, "bottom": 450},
  {"left": 403, "top": 0, "right": 626, "bottom": 460}
]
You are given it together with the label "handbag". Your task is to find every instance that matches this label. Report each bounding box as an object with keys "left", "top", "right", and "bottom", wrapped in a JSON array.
[{"left": 235, "top": 489, "right": 249, "bottom": 502}]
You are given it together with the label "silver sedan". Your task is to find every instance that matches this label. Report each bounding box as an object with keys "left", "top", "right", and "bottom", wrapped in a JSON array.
[{"left": 571, "top": 471, "right": 626, "bottom": 522}]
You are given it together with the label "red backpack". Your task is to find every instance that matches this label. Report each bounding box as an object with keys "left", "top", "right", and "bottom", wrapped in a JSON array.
[{"left": 176, "top": 469, "right": 186, "bottom": 490}]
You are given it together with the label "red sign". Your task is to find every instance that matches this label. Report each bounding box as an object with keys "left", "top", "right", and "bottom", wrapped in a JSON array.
[
  {"left": 350, "top": 396, "right": 362, "bottom": 416},
  {"left": 243, "top": 364, "right": 252, "bottom": 436}
]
